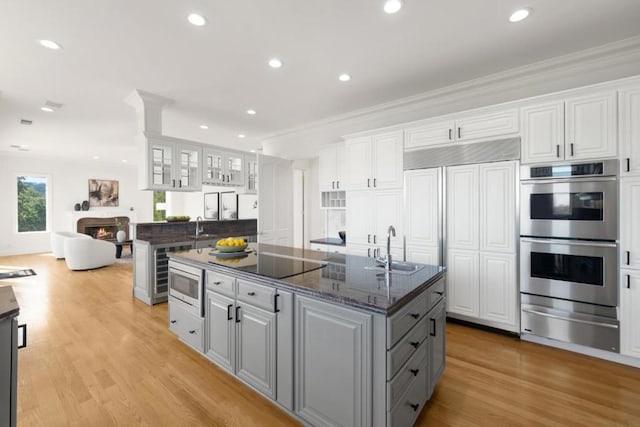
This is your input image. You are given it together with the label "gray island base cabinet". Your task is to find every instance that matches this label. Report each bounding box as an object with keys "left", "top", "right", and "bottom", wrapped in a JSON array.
[{"left": 168, "top": 244, "right": 446, "bottom": 427}]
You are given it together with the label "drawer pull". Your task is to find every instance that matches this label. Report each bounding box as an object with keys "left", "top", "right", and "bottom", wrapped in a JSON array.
[
  {"left": 188, "top": 330, "right": 196, "bottom": 334},
  {"left": 430, "top": 318, "right": 436, "bottom": 336},
  {"left": 410, "top": 368, "right": 419, "bottom": 376},
  {"left": 274, "top": 294, "right": 280, "bottom": 313},
  {"left": 409, "top": 341, "right": 420, "bottom": 349},
  {"left": 235, "top": 306, "right": 241, "bottom": 323},
  {"left": 227, "top": 304, "right": 233, "bottom": 320},
  {"left": 626, "top": 158, "right": 631, "bottom": 172},
  {"left": 409, "top": 313, "right": 420, "bottom": 319},
  {"left": 434, "top": 291, "right": 444, "bottom": 296},
  {"left": 213, "top": 281, "right": 222, "bottom": 285},
  {"left": 170, "top": 320, "right": 177, "bottom": 324},
  {"left": 409, "top": 403, "right": 420, "bottom": 412},
  {"left": 247, "top": 291, "right": 256, "bottom": 296},
  {"left": 627, "top": 251, "right": 631, "bottom": 265}
]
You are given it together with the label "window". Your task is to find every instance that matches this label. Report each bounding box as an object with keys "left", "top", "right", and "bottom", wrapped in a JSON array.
[
  {"left": 17, "top": 175, "right": 49, "bottom": 232},
  {"left": 153, "top": 190, "right": 166, "bottom": 221}
]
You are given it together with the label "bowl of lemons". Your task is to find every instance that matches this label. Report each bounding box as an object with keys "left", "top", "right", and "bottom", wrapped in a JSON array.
[{"left": 216, "top": 237, "right": 248, "bottom": 253}]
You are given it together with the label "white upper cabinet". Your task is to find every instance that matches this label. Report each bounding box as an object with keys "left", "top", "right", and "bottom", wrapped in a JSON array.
[
  {"left": 345, "top": 131, "right": 403, "bottom": 190},
  {"left": 142, "top": 136, "right": 202, "bottom": 191},
  {"left": 203, "top": 149, "right": 244, "bottom": 186},
  {"left": 404, "top": 109, "right": 519, "bottom": 150},
  {"left": 619, "top": 86, "right": 640, "bottom": 176},
  {"left": 243, "top": 154, "right": 258, "bottom": 194},
  {"left": 318, "top": 143, "right": 346, "bottom": 190},
  {"left": 621, "top": 178, "right": 640, "bottom": 270},
  {"left": 521, "top": 91, "right": 617, "bottom": 163},
  {"left": 346, "top": 190, "right": 403, "bottom": 252}
]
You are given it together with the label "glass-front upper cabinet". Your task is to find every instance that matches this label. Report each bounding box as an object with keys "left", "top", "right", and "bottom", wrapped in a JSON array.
[
  {"left": 177, "top": 144, "right": 201, "bottom": 191},
  {"left": 203, "top": 149, "right": 244, "bottom": 186},
  {"left": 245, "top": 154, "right": 258, "bottom": 194},
  {"left": 152, "top": 143, "right": 173, "bottom": 187},
  {"left": 145, "top": 137, "right": 202, "bottom": 191}
]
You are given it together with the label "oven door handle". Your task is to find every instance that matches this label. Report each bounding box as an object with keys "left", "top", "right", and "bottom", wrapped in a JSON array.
[
  {"left": 522, "top": 308, "right": 618, "bottom": 329},
  {"left": 519, "top": 237, "right": 617, "bottom": 248},
  {"left": 520, "top": 176, "right": 618, "bottom": 185}
]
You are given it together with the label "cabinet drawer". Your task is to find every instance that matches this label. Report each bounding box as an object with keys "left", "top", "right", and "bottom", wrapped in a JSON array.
[
  {"left": 169, "top": 298, "right": 205, "bottom": 352},
  {"left": 237, "top": 279, "right": 276, "bottom": 312},
  {"left": 427, "top": 277, "right": 446, "bottom": 311},
  {"left": 387, "top": 316, "right": 429, "bottom": 379},
  {"left": 387, "top": 340, "right": 428, "bottom": 409},
  {"left": 387, "top": 290, "right": 428, "bottom": 348},
  {"left": 387, "top": 364, "right": 428, "bottom": 427},
  {"left": 206, "top": 270, "right": 236, "bottom": 297}
]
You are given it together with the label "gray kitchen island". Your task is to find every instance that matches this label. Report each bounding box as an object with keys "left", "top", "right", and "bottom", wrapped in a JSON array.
[{"left": 168, "top": 243, "right": 446, "bottom": 427}]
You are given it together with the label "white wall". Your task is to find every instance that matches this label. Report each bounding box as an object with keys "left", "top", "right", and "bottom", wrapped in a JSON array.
[{"left": 0, "top": 153, "right": 153, "bottom": 255}]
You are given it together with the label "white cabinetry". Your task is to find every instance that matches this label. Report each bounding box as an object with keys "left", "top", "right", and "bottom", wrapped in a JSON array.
[
  {"left": 404, "top": 109, "right": 518, "bottom": 150},
  {"left": 445, "top": 161, "right": 517, "bottom": 331},
  {"left": 621, "top": 178, "right": 640, "bottom": 270},
  {"left": 521, "top": 92, "right": 617, "bottom": 163},
  {"left": 345, "top": 131, "right": 403, "bottom": 190},
  {"left": 619, "top": 86, "right": 640, "bottom": 176},
  {"left": 243, "top": 153, "right": 258, "bottom": 194},
  {"left": 346, "top": 190, "right": 403, "bottom": 257},
  {"left": 621, "top": 270, "right": 640, "bottom": 358},
  {"left": 140, "top": 136, "right": 202, "bottom": 191},
  {"left": 404, "top": 168, "right": 440, "bottom": 265},
  {"left": 203, "top": 149, "right": 244, "bottom": 186},
  {"left": 319, "top": 144, "right": 346, "bottom": 190}
]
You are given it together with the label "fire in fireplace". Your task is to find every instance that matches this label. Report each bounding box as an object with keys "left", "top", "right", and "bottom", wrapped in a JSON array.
[
  {"left": 77, "top": 216, "right": 130, "bottom": 241},
  {"left": 86, "top": 226, "right": 117, "bottom": 240}
]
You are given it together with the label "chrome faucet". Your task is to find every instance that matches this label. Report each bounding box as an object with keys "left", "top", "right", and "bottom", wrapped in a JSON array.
[
  {"left": 195, "top": 216, "right": 204, "bottom": 237},
  {"left": 376, "top": 225, "right": 396, "bottom": 271}
]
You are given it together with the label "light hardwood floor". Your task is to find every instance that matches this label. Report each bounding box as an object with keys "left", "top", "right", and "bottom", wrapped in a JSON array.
[{"left": 2, "top": 253, "right": 640, "bottom": 426}]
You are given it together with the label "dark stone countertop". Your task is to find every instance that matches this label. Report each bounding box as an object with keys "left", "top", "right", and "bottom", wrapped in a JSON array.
[
  {"left": 133, "top": 219, "right": 257, "bottom": 245},
  {"left": 309, "top": 237, "right": 346, "bottom": 247},
  {"left": 170, "top": 243, "right": 445, "bottom": 316},
  {"left": 0, "top": 286, "right": 20, "bottom": 321}
]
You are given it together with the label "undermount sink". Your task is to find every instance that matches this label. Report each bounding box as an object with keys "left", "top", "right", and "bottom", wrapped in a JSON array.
[{"left": 364, "top": 261, "right": 424, "bottom": 275}]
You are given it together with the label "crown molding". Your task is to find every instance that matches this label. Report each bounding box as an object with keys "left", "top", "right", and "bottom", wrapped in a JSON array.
[{"left": 262, "top": 35, "right": 640, "bottom": 150}]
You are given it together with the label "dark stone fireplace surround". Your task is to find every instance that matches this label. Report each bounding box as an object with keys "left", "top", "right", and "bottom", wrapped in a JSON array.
[{"left": 77, "top": 216, "right": 130, "bottom": 241}]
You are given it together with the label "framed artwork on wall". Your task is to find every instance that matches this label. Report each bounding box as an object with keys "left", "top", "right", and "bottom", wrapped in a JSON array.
[
  {"left": 204, "top": 192, "right": 219, "bottom": 220},
  {"left": 220, "top": 192, "right": 238, "bottom": 220},
  {"left": 88, "top": 179, "right": 119, "bottom": 207}
]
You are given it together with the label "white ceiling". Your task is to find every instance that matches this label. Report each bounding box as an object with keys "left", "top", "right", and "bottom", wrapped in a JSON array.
[{"left": 1, "top": 0, "right": 640, "bottom": 164}]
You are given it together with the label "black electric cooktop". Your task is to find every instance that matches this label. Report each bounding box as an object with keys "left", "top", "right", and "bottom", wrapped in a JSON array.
[{"left": 210, "top": 251, "right": 327, "bottom": 279}]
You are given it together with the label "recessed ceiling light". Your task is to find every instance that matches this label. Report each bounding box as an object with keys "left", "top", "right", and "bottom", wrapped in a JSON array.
[
  {"left": 93, "top": 156, "right": 100, "bottom": 160},
  {"left": 268, "top": 58, "right": 283, "bottom": 68},
  {"left": 200, "top": 124, "right": 209, "bottom": 129},
  {"left": 383, "top": 0, "right": 403, "bottom": 14},
  {"left": 247, "top": 109, "right": 256, "bottom": 115},
  {"left": 509, "top": 8, "right": 531, "bottom": 22},
  {"left": 122, "top": 159, "right": 128, "bottom": 163},
  {"left": 41, "top": 106, "right": 54, "bottom": 112},
  {"left": 238, "top": 134, "right": 246, "bottom": 138},
  {"left": 338, "top": 73, "right": 351, "bottom": 82},
  {"left": 39, "top": 39, "right": 62, "bottom": 50},
  {"left": 250, "top": 149, "right": 256, "bottom": 153},
  {"left": 187, "top": 13, "right": 207, "bottom": 26}
]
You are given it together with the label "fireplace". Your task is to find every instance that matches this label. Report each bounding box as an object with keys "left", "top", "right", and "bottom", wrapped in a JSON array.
[{"left": 77, "top": 216, "right": 130, "bottom": 241}]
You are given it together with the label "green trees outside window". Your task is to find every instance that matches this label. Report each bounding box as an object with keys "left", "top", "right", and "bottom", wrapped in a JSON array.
[
  {"left": 17, "top": 175, "right": 48, "bottom": 232},
  {"left": 153, "top": 190, "right": 166, "bottom": 221}
]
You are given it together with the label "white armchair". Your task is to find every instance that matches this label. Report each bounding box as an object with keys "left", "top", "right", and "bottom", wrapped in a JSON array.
[
  {"left": 50, "top": 231, "right": 92, "bottom": 259},
  {"left": 64, "top": 238, "right": 116, "bottom": 271}
]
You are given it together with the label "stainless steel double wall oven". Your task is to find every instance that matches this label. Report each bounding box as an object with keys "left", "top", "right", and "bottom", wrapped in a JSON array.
[{"left": 519, "top": 159, "right": 620, "bottom": 352}]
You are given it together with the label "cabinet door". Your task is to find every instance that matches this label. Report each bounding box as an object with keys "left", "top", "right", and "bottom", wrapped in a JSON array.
[
  {"left": 236, "top": 304, "right": 277, "bottom": 399},
  {"left": 479, "top": 253, "right": 517, "bottom": 327},
  {"left": 205, "top": 291, "right": 235, "bottom": 373},
  {"left": 345, "top": 137, "right": 372, "bottom": 190},
  {"left": 176, "top": 143, "right": 202, "bottom": 190},
  {"left": 404, "top": 120, "right": 455, "bottom": 150},
  {"left": 203, "top": 149, "right": 225, "bottom": 185},
  {"left": 621, "top": 178, "right": 640, "bottom": 269},
  {"left": 346, "top": 191, "right": 374, "bottom": 246},
  {"left": 346, "top": 243, "right": 374, "bottom": 258},
  {"left": 429, "top": 300, "right": 446, "bottom": 396},
  {"left": 621, "top": 270, "right": 640, "bottom": 358},
  {"left": 373, "top": 190, "right": 403, "bottom": 249},
  {"left": 319, "top": 146, "right": 337, "bottom": 190},
  {"left": 619, "top": 87, "right": 640, "bottom": 176},
  {"left": 226, "top": 153, "right": 244, "bottom": 186},
  {"left": 446, "top": 249, "right": 479, "bottom": 317},
  {"left": 446, "top": 165, "right": 479, "bottom": 250},
  {"left": 455, "top": 109, "right": 519, "bottom": 142},
  {"left": 479, "top": 161, "right": 516, "bottom": 254},
  {"left": 371, "top": 131, "right": 403, "bottom": 189},
  {"left": 404, "top": 168, "right": 440, "bottom": 248},
  {"left": 294, "top": 295, "right": 372, "bottom": 427},
  {"left": 245, "top": 155, "right": 258, "bottom": 194},
  {"left": 521, "top": 101, "right": 565, "bottom": 164},
  {"left": 565, "top": 92, "right": 617, "bottom": 160},
  {"left": 149, "top": 140, "right": 175, "bottom": 190},
  {"left": 406, "top": 245, "right": 439, "bottom": 265},
  {"left": 335, "top": 144, "right": 346, "bottom": 190}
]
